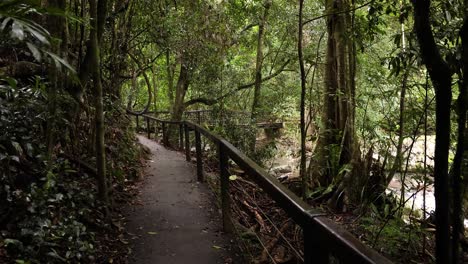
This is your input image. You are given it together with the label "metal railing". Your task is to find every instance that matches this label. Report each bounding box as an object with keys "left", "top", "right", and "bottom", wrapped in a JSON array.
[{"left": 130, "top": 112, "right": 392, "bottom": 264}]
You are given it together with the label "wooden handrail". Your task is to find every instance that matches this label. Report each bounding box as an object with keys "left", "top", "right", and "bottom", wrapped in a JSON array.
[{"left": 128, "top": 112, "right": 392, "bottom": 264}]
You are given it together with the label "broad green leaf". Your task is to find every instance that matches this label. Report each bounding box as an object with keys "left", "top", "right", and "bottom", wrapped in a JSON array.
[
  {"left": 11, "top": 141, "right": 22, "bottom": 155},
  {"left": 26, "top": 42, "right": 41, "bottom": 61},
  {"left": 11, "top": 20, "right": 24, "bottom": 40},
  {"left": 1, "top": 17, "right": 12, "bottom": 30},
  {"left": 4, "top": 77, "right": 17, "bottom": 88},
  {"left": 25, "top": 23, "right": 49, "bottom": 45},
  {"left": 44, "top": 51, "right": 76, "bottom": 73}
]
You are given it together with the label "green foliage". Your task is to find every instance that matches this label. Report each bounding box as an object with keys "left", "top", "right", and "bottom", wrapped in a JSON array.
[
  {"left": 359, "top": 215, "right": 429, "bottom": 261},
  {"left": 104, "top": 98, "right": 143, "bottom": 182},
  {"left": 0, "top": 0, "right": 75, "bottom": 72},
  {"left": 210, "top": 116, "right": 257, "bottom": 157},
  {"left": 2, "top": 160, "right": 100, "bottom": 263},
  {"left": 0, "top": 77, "right": 95, "bottom": 263},
  {"left": 0, "top": 76, "right": 47, "bottom": 179}
]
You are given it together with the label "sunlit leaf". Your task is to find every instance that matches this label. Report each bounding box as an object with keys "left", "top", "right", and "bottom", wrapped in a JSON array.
[
  {"left": 26, "top": 42, "right": 41, "bottom": 61},
  {"left": 11, "top": 20, "right": 24, "bottom": 40},
  {"left": 0, "top": 17, "right": 12, "bottom": 30},
  {"left": 25, "top": 23, "right": 49, "bottom": 45},
  {"left": 44, "top": 51, "right": 76, "bottom": 73}
]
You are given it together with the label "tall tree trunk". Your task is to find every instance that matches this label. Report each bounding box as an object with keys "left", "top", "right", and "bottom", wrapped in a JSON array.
[
  {"left": 153, "top": 64, "right": 158, "bottom": 112},
  {"left": 171, "top": 61, "right": 190, "bottom": 122},
  {"left": 306, "top": 0, "right": 359, "bottom": 211},
  {"left": 90, "top": 0, "right": 110, "bottom": 208},
  {"left": 387, "top": 3, "right": 410, "bottom": 187},
  {"left": 251, "top": 0, "right": 272, "bottom": 120},
  {"left": 387, "top": 68, "right": 409, "bottom": 187},
  {"left": 45, "top": 0, "right": 68, "bottom": 162},
  {"left": 167, "top": 61, "right": 190, "bottom": 146},
  {"left": 127, "top": 52, "right": 153, "bottom": 114},
  {"left": 298, "top": 0, "right": 307, "bottom": 199},
  {"left": 109, "top": 0, "right": 134, "bottom": 99},
  {"left": 311, "top": 0, "right": 355, "bottom": 185},
  {"left": 452, "top": 10, "right": 468, "bottom": 263},
  {"left": 166, "top": 50, "right": 175, "bottom": 106},
  {"left": 412, "top": 1, "right": 453, "bottom": 263}
]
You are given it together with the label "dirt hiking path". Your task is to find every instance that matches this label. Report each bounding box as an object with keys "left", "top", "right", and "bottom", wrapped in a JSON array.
[{"left": 125, "top": 135, "right": 237, "bottom": 264}]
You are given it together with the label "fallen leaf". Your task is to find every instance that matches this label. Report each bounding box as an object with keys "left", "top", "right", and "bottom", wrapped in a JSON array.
[{"left": 147, "top": 231, "right": 158, "bottom": 235}]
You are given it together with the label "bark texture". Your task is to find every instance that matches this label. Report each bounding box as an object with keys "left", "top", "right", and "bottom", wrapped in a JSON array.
[{"left": 309, "top": 0, "right": 357, "bottom": 209}]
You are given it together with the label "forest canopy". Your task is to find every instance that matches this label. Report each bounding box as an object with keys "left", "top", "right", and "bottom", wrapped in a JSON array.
[{"left": 0, "top": 0, "right": 468, "bottom": 263}]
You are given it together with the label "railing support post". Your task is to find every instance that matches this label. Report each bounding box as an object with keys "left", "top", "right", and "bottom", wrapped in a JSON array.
[
  {"left": 146, "top": 117, "right": 150, "bottom": 139},
  {"left": 154, "top": 121, "right": 159, "bottom": 139},
  {"left": 304, "top": 225, "right": 329, "bottom": 264},
  {"left": 195, "top": 130, "right": 203, "bottom": 182},
  {"left": 184, "top": 123, "right": 190, "bottom": 161},
  {"left": 136, "top": 115, "right": 139, "bottom": 131},
  {"left": 179, "top": 123, "right": 184, "bottom": 149},
  {"left": 162, "top": 122, "right": 167, "bottom": 146},
  {"left": 219, "top": 143, "right": 233, "bottom": 233},
  {"left": 197, "top": 111, "right": 201, "bottom": 124}
]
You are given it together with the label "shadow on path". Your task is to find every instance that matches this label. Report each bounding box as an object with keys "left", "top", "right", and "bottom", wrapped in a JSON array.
[{"left": 125, "top": 135, "right": 237, "bottom": 264}]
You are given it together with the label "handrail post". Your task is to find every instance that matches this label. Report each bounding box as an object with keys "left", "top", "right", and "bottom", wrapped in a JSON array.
[
  {"left": 179, "top": 123, "right": 184, "bottom": 149},
  {"left": 304, "top": 225, "right": 329, "bottom": 264},
  {"left": 136, "top": 115, "right": 139, "bottom": 131},
  {"left": 146, "top": 116, "right": 150, "bottom": 139},
  {"left": 154, "top": 121, "right": 159, "bottom": 139},
  {"left": 219, "top": 143, "right": 233, "bottom": 233},
  {"left": 184, "top": 123, "right": 190, "bottom": 161},
  {"left": 162, "top": 122, "right": 167, "bottom": 146},
  {"left": 195, "top": 130, "right": 203, "bottom": 182}
]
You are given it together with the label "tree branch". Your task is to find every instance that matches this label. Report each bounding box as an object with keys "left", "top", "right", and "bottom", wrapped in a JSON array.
[
  {"left": 303, "top": 0, "right": 373, "bottom": 26},
  {"left": 184, "top": 59, "right": 291, "bottom": 107}
]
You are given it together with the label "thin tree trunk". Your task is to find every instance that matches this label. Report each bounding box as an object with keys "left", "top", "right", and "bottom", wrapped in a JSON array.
[
  {"left": 387, "top": 68, "right": 409, "bottom": 186},
  {"left": 451, "top": 12, "right": 468, "bottom": 264},
  {"left": 412, "top": 1, "right": 453, "bottom": 262},
  {"left": 172, "top": 61, "right": 190, "bottom": 122},
  {"left": 298, "top": 0, "right": 307, "bottom": 199},
  {"left": 153, "top": 64, "right": 158, "bottom": 112},
  {"left": 90, "top": 0, "right": 110, "bottom": 208},
  {"left": 166, "top": 50, "right": 175, "bottom": 106},
  {"left": 387, "top": 5, "right": 410, "bottom": 187},
  {"left": 251, "top": 0, "right": 272, "bottom": 120},
  {"left": 45, "top": 0, "right": 67, "bottom": 162},
  {"left": 127, "top": 52, "right": 153, "bottom": 114}
]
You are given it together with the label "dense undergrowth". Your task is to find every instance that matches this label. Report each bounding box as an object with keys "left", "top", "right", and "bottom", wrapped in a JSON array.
[
  {"left": 0, "top": 78, "right": 145, "bottom": 263},
  {"left": 193, "top": 126, "right": 440, "bottom": 263}
]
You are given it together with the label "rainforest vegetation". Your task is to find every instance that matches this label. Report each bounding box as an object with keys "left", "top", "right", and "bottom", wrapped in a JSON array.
[{"left": 1, "top": 0, "right": 468, "bottom": 263}]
